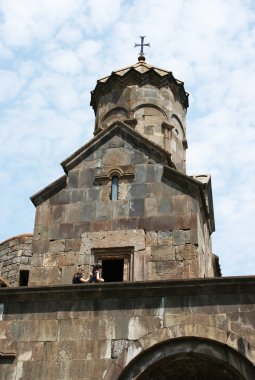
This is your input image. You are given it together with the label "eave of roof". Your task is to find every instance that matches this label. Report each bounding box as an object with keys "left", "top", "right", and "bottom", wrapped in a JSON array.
[
  {"left": 90, "top": 60, "right": 189, "bottom": 112},
  {"left": 30, "top": 121, "right": 176, "bottom": 207},
  {"left": 61, "top": 120, "right": 175, "bottom": 173},
  {"left": 30, "top": 175, "right": 67, "bottom": 207}
]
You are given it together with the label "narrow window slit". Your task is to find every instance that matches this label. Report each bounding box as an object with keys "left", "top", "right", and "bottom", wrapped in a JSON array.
[{"left": 111, "top": 176, "right": 119, "bottom": 200}]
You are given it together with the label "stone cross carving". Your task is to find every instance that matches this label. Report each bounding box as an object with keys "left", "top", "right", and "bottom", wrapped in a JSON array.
[{"left": 135, "top": 36, "right": 150, "bottom": 57}]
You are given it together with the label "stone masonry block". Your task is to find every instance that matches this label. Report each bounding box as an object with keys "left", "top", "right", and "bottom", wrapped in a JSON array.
[
  {"left": 68, "top": 171, "right": 79, "bottom": 188},
  {"left": 175, "top": 244, "right": 198, "bottom": 260},
  {"left": 44, "top": 340, "right": 111, "bottom": 362},
  {"left": 111, "top": 339, "right": 134, "bottom": 359},
  {"left": 158, "top": 198, "right": 172, "bottom": 214},
  {"left": 49, "top": 189, "right": 70, "bottom": 205},
  {"left": 112, "top": 217, "right": 139, "bottom": 230},
  {"left": 150, "top": 261, "right": 184, "bottom": 280},
  {"left": 157, "top": 231, "right": 173, "bottom": 245},
  {"left": 51, "top": 205, "right": 63, "bottom": 223},
  {"left": 145, "top": 231, "right": 157, "bottom": 246},
  {"left": 128, "top": 183, "right": 150, "bottom": 200},
  {"left": 8, "top": 320, "right": 58, "bottom": 342},
  {"left": 144, "top": 197, "right": 158, "bottom": 216},
  {"left": 65, "top": 238, "right": 81, "bottom": 252},
  {"left": 49, "top": 240, "right": 65, "bottom": 253},
  {"left": 102, "top": 147, "right": 132, "bottom": 166},
  {"left": 63, "top": 204, "right": 81, "bottom": 224},
  {"left": 81, "top": 229, "right": 145, "bottom": 255},
  {"left": 127, "top": 315, "right": 162, "bottom": 340},
  {"left": 59, "top": 223, "right": 74, "bottom": 239},
  {"left": 29, "top": 267, "right": 61, "bottom": 286},
  {"left": 35, "top": 205, "right": 51, "bottom": 226},
  {"left": 80, "top": 203, "right": 96, "bottom": 221},
  {"left": 129, "top": 199, "right": 144, "bottom": 217},
  {"left": 113, "top": 200, "right": 129, "bottom": 219},
  {"left": 151, "top": 216, "right": 174, "bottom": 231},
  {"left": 79, "top": 168, "right": 95, "bottom": 188},
  {"left": 70, "top": 189, "right": 85, "bottom": 203},
  {"left": 172, "top": 230, "right": 191, "bottom": 245},
  {"left": 61, "top": 265, "right": 75, "bottom": 285},
  {"left": 86, "top": 187, "right": 100, "bottom": 202},
  {"left": 171, "top": 195, "right": 189, "bottom": 213},
  {"left": 43, "top": 252, "right": 78, "bottom": 268},
  {"left": 46, "top": 223, "right": 60, "bottom": 240},
  {"left": 58, "top": 318, "right": 115, "bottom": 341},
  {"left": 132, "top": 150, "right": 147, "bottom": 164},
  {"left": 90, "top": 220, "right": 112, "bottom": 232},
  {"left": 134, "top": 164, "right": 147, "bottom": 183},
  {"left": 151, "top": 246, "right": 175, "bottom": 262},
  {"left": 96, "top": 201, "right": 113, "bottom": 220}
]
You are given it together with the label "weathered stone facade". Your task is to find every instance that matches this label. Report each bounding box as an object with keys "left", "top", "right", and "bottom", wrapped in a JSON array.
[
  {"left": 0, "top": 278, "right": 254, "bottom": 379},
  {"left": 0, "top": 235, "right": 32, "bottom": 287},
  {"left": 28, "top": 122, "right": 216, "bottom": 286},
  {"left": 0, "top": 55, "right": 254, "bottom": 379}
]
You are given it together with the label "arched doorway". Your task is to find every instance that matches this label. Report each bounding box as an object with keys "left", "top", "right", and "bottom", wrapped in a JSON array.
[{"left": 117, "top": 338, "right": 255, "bottom": 380}]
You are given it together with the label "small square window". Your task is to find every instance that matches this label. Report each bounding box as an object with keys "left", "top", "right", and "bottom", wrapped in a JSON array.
[{"left": 19, "top": 270, "right": 29, "bottom": 286}]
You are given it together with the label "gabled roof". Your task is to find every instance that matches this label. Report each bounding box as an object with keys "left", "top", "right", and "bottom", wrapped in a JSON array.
[
  {"left": 30, "top": 121, "right": 215, "bottom": 234},
  {"left": 90, "top": 60, "right": 189, "bottom": 113},
  {"left": 30, "top": 121, "right": 175, "bottom": 206},
  {"left": 61, "top": 120, "right": 175, "bottom": 173},
  {"left": 30, "top": 175, "right": 67, "bottom": 206}
]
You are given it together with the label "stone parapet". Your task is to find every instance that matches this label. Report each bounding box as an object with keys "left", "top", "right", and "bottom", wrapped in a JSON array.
[{"left": 0, "top": 234, "right": 33, "bottom": 286}]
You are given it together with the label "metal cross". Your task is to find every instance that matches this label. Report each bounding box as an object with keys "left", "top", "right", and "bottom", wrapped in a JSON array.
[{"left": 134, "top": 36, "right": 150, "bottom": 56}]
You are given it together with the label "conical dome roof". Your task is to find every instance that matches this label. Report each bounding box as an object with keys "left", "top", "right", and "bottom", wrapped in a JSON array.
[{"left": 90, "top": 58, "right": 189, "bottom": 113}]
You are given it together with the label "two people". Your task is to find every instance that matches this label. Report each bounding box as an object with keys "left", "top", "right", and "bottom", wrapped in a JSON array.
[{"left": 72, "top": 264, "right": 104, "bottom": 284}]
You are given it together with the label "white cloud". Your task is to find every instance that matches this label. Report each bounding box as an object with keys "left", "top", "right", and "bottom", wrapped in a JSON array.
[
  {"left": 56, "top": 25, "right": 83, "bottom": 45},
  {"left": 0, "top": 70, "right": 24, "bottom": 102},
  {"left": 44, "top": 49, "right": 83, "bottom": 74},
  {"left": 0, "top": 0, "right": 85, "bottom": 47}
]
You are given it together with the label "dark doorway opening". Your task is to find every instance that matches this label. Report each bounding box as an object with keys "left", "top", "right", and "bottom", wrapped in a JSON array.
[
  {"left": 102, "top": 259, "right": 124, "bottom": 282},
  {"left": 19, "top": 270, "right": 29, "bottom": 286}
]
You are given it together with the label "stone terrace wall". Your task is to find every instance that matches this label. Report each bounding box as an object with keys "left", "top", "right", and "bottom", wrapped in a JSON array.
[
  {"left": 0, "top": 277, "right": 254, "bottom": 380},
  {"left": 0, "top": 234, "right": 33, "bottom": 286}
]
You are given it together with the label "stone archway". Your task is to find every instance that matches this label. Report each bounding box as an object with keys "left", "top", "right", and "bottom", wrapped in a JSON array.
[{"left": 116, "top": 337, "right": 255, "bottom": 380}]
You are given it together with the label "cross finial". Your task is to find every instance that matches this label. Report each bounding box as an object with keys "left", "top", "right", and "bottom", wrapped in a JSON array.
[{"left": 134, "top": 36, "right": 150, "bottom": 61}]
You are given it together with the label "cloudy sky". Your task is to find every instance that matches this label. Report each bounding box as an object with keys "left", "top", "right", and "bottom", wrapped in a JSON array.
[{"left": 0, "top": 0, "right": 254, "bottom": 276}]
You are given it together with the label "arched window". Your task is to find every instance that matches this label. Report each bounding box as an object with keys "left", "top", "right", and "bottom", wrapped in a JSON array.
[{"left": 111, "top": 176, "right": 119, "bottom": 200}]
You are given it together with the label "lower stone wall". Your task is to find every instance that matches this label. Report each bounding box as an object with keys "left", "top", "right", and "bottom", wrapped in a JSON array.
[
  {"left": 0, "top": 277, "right": 254, "bottom": 380},
  {"left": 0, "top": 234, "right": 33, "bottom": 286}
]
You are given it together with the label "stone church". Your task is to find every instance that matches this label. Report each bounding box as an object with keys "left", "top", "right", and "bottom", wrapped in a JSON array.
[{"left": 0, "top": 45, "right": 254, "bottom": 379}]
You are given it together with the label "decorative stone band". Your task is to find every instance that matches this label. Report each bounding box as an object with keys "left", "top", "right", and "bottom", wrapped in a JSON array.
[{"left": 94, "top": 165, "right": 135, "bottom": 185}]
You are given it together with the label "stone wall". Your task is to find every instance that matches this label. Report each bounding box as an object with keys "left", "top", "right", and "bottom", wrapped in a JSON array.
[
  {"left": 30, "top": 132, "right": 215, "bottom": 285},
  {"left": 0, "top": 277, "right": 254, "bottom": 379},
  {"left": 0, "top": 234, "right": 33, "bottom": 286}
]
